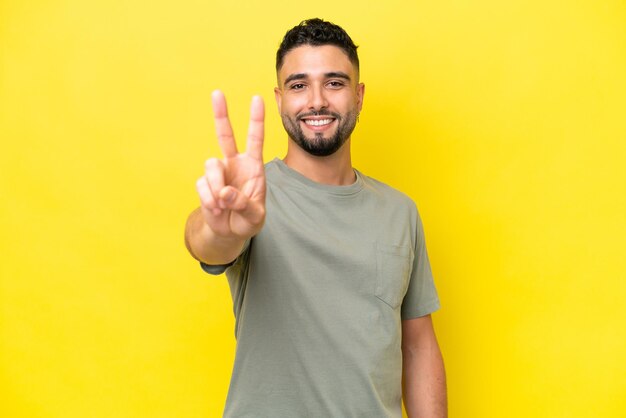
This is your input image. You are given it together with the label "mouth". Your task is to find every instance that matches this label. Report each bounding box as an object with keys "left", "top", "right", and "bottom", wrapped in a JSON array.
[
  {"left": 302, "top": 118, "right": 335, "bottom": 127},
  {"left": 299, "top": 116, "right": 337, "bottom": 132}
]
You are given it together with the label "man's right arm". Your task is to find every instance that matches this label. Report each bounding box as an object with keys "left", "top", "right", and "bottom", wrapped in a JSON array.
[
  {"left": 184, "top": 90, "right": 266, "bottom": 267},
  {"left": 184, "top": 207, "right": 250, "bottom": 266}
]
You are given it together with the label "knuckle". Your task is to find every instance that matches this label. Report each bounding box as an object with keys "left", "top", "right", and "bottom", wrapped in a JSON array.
[
  {"left": 196, "top": 182, "right": 209, "bottom": 196},
  {"left": 255, "top": 207, "right": 267, "bottom": 224},
  {"left": 198, "top": 190, "right": 214, "bottom": 206},
  {"left": 204, "top": 158, "right": 221, "bottom": 170},
  {"left": 206, "top": 169, "right": 222, "bottom": 182},
  {"left": 248, "top": 131, "right": 263, "bottom": 141},
  {"left": 200, "top": 200, "right": 214, "bottom": 210},
  {"left": 233, "top": 197, "right": 248, "bottom": 211},
  {"left": 247, "top": 205, "right": 265, "bottom": 226}
]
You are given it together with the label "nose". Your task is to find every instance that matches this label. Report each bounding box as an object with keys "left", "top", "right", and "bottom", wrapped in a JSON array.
[{"left": 307, "top": 84, "right": 328, "bottom": 112}]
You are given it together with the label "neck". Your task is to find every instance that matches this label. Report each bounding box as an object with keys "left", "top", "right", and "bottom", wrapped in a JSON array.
[{"left": 283, "top": 138, "right": 356, "bottom": 186}]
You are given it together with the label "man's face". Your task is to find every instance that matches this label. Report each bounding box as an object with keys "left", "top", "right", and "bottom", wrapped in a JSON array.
[{"left": 275, "top": 45, "right": 365, "bottom": 157}]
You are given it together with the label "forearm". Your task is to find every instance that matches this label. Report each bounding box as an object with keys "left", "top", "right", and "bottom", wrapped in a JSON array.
[
  {"left": 184, "top": 207, "right": 247, "bottom": 265},
  {"left": 402, "top": 339, "right": 447, "bottom": 417}
]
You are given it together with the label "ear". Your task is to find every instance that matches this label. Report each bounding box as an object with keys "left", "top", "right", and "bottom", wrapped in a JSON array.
[
  {"left": 356, "top": 82, "right": 365, "bottom": 113},
  {"left": 274, "top": 87, "right": 283, "bottom": 113}
]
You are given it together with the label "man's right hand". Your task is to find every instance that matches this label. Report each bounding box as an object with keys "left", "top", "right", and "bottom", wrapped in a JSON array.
[{"left": 195, "top": 90, "right": 266, "bottom": 240}]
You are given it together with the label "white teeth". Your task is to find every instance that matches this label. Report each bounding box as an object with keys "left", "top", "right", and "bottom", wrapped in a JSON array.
[{"left": 304, "top": 119, "right": 333, "bottom": 126}]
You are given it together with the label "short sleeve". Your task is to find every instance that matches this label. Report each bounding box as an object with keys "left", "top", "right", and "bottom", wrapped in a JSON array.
[
  {"left": 199, "top": 239, "right": 252, "bottom": 276},
  {"left": 401, "top": 212, "right": 441, "bottom": 320},
  {"left": 200, "top": 261, "right": 233, "bottom": 275}
]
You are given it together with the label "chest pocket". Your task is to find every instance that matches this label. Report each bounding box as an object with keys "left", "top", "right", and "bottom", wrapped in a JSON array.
[{"left": 375, "top": 242, "right": 414, "bottom": 309}]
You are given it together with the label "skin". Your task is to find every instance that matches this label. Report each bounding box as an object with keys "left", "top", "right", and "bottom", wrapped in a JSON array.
[
  {"left": 275, "top": 44, "right": 364, "bottom": 186},
  {"left": 184, "top": 44, "right": 447, "bottom": 417},
  {"left": 276, "top": 45, "right": 362, "bottom": 160},
  {"left": 402, "top": 315, "right": 448, "bottom": 417},
  {"left": 184, "top": 90, "right": 266, "bottom": 266}
]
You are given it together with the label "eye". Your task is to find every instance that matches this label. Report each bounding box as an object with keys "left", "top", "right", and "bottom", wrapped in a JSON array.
[
  {"left": 327, "top": 80, "right": 345, "bottom": 89},
  {"left": 290, "top": 83, "right": 306, "bottom": 90}
]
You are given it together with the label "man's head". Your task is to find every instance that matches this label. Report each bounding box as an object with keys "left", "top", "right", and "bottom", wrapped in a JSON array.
[
  {"left": 275, "top": 19, "right": 364, "bottom": 157},
  {"left": 276, "top": 18, "right": 360, "bottom": 77}
]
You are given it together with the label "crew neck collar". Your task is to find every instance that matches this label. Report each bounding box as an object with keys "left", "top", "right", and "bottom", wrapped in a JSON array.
[{"left": 271, "top": 158, "right": 364, "bottom": 196}]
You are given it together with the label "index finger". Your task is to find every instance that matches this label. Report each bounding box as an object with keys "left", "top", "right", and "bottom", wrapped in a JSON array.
[
  {"left": 246, "top": 95, "right": 265, "bottom": 160},
  {"left": 211, "top": 90, "right": 238, "bottom": 158}
]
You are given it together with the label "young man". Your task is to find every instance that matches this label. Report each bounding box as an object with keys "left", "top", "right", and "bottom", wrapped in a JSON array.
[{"left": 185, "top": 18, "right": 447, "bottom": 418}]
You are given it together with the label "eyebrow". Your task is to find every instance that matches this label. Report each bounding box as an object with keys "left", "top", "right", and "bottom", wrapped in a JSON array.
[{"left": 283, "top": 71, "right": 352, "bottom": 87}]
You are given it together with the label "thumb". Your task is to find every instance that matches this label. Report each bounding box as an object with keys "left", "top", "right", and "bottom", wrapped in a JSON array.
[{"left": 218, "top": 186, "right": 250, "bottom": 212}]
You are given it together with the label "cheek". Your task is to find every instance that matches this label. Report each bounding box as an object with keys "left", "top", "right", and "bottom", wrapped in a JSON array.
[
  {"left": 335, "top": 93, "right": 357, "bottom": 110},
  {"left": 283, "top": 96, "right": 309, "bottom": 113}
]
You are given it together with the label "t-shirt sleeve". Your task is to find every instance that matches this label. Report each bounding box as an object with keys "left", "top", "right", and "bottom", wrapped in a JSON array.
[
  {"left": 401, "top": 211, "right": 441, "bottom": 320},
  {"left": 199, "top": 239, "right": 251, "bottom": 275}
]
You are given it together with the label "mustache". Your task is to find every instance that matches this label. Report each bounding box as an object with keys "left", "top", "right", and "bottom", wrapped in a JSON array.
[{"left": 296, "top": 110, "right": 341, "bottom": 120}]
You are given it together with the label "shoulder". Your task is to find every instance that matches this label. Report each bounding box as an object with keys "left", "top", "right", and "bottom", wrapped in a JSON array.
[
  {"left": 264, "top": 158, "right": 281, "bottom": 177},
  {"left": 359, "top": 172, "right": 427, "bottom": 248},
  {"left": 264, "top": 158, "right": 292, "bottom": 188},
  {"left": 360, "top": 172, "right": 418, "bottom": 213}
]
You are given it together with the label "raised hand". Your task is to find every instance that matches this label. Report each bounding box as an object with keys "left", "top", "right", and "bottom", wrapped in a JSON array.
[{"left": 196, "top": 90, "right": 266, "bottom": 239}]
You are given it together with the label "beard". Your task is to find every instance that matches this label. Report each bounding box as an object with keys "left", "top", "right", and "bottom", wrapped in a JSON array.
[{"left": 281, "top": 109, "right": 358, "bottom": 157}]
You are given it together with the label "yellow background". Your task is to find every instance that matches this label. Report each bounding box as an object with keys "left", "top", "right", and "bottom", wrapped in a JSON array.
[{"left": 2, "top": 0, "right": 625, "bottom": 417}]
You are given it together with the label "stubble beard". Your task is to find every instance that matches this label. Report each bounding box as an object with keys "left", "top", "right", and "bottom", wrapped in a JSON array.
[{"left": 281, "top": 110, "right": 358, "bottom": 157}]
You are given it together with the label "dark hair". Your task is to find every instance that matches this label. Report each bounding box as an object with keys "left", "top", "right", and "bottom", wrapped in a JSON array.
[{"left": 276, "top": 18, "right": 359, "bottom": 72}]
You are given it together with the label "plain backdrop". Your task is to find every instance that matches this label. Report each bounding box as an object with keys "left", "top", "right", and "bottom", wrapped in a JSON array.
[{"left": 1, "top": 1, "right": 625, "bottom": 417}]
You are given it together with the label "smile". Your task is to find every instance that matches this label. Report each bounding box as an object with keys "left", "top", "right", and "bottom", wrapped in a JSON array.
[{"left": 303, "top": 118, "right": 334, "bottom": 126}]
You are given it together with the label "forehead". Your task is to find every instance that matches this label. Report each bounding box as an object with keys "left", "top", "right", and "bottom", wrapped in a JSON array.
[{"left": 278, "top": 45, "right": 357, "bottom": 82}]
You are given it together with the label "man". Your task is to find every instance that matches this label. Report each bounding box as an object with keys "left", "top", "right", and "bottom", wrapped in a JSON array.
[{"left": 185, "top": 18, "right": 447, "bottom": 418}]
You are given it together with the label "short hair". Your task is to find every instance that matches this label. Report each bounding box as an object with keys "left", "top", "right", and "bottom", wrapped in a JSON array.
[{"left": 276, "top": 18, "right": 359, "bottom": 73}]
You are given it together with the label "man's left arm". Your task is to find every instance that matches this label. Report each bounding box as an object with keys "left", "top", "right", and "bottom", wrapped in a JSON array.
[{"left": 402, "top": 314, "right": 447, "bottom": 418}]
